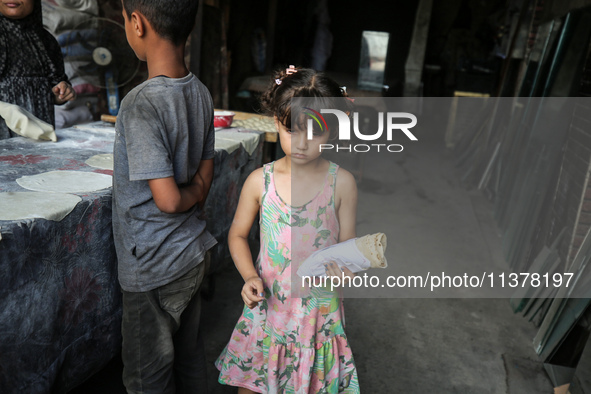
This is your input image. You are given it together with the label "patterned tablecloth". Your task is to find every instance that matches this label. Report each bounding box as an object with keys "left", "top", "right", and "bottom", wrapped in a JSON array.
[{"left": 0, "top": 122, "right": 263, "bottom": 393}]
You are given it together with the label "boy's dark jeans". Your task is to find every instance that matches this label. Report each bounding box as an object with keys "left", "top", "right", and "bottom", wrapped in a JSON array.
[{"left": 121, "top": 255, "right": 209, "bottom": 394}]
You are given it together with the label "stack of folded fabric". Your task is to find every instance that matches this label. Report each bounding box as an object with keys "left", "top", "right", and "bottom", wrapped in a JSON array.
[
  {"left": 42, "top": 0, "right": 99, "bottom": 128},
  {"left": 42, "top": 0, "right": 98, "bottom": 34},
  {"left": 58, "top": 28, "right": 101, "bottom": 97}
]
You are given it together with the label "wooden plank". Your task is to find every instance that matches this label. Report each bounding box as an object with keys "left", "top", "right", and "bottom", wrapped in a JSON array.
[
  {"left": 510, "top": 245, "right": 552, "bottom": 313},
  {"left": 521, "top": 253, "right": 561, "bottom": 318},
  {"left": 495, "top": 0, "right": 532, "bottom": 97},
  {"left": 533, "top": 225, "right": 591, "bottom": 355}
]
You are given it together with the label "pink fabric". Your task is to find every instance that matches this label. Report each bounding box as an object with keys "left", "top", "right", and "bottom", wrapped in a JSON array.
[
  {"left": 216, "top": 162, "right": 359, "bottom": 393},
  {"left": 72, "top": 83, "right": 100, "bottom": 95}
]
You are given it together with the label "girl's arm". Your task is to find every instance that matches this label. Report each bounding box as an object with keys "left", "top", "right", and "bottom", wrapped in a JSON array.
[
  {"left": 336, "top": 169, "right": 358, "bottom": 243},
  {"left": 325, "top": 168, "right": 359, "bottom": 279},
  {"left": 229, "top": 168, "right": 265, "bottom": 308}
]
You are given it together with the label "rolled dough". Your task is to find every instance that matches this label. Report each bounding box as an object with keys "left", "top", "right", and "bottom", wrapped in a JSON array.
[
  {"left": 0, "top": 192, "right": 81, "bottom": 221},
  {"left": 85, "top": 154, "right": 114, "bottom": 170},
  {"left": 0, "top": 100, "right": 57, "bottom": 142},
  {"left": 17, "top": 171, "right": 112, "bottom": 193}
]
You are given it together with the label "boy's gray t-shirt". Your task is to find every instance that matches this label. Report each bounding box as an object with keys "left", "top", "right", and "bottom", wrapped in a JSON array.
[{"left": 113, "top": 73, "right": 217, "bottom": 292}]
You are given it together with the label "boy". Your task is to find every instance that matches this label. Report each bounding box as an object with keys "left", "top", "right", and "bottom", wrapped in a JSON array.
[{"left": 113, "top": 0, "right": 216, "bottom": 392}]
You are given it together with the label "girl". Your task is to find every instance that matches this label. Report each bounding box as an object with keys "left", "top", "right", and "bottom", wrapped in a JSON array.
[
  {"left": 0, "top": 0, "right": 75, "bottom": 140},
  {"left": 216, "top": 67, "right": 360, "bottom": 393}
]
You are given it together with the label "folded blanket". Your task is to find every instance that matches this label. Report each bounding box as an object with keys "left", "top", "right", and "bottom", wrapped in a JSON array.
[
  {"left": 57, "top": 28, "right": 98, "bottom": 47},
  {"left": 55, "top": 104, "right": 93, "bottom": 129},
  {"left": 0, "top": 101, "right": 56, "bottom": 141},
  {"left": 42, "top": 2, "right": 95, "bottom": 34},
  {"left": 54, "top": 0, "right": 98, "bottom": 14},
  {"left": 296, "top": 233, "right": 388, "bottom": 277}
]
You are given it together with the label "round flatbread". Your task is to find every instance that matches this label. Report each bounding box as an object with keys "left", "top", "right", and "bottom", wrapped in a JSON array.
[
  {"left": 355, "top": 233, "right": 388, "bottom": 268},
  {"left": 16, "top": 170, "right": 112, "bottom": 193},
  {"left": 0, "top": 192, "right": 81, "bottom": 221},
  {"left": 85, "top": 153, "right": 113, "bottom": 170}
]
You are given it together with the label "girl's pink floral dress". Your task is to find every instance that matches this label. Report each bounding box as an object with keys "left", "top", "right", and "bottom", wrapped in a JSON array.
[{"left": 216, "top": 161, "right": 360, "bottom": 393}]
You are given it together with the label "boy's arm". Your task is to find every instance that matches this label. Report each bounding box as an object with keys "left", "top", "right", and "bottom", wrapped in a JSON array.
[
  {"left": 194, "top": 158, "right": 214, "bottom": 208},
  {"left": 148, "top": 158, "right": 214, "bottom": 214}
]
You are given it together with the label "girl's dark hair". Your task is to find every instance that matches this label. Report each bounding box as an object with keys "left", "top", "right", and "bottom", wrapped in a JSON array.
[{"left": 260, "top": 67, "right": 353, "bottom": 138}]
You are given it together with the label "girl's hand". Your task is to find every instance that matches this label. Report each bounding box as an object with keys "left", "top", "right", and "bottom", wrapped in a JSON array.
[
  {"left": 52, "top": 81, "right": 76, "bottom": 104},
  {"left": 242, "top": 275, "right": 265, "bottom": 308},
  {"left": 324, "top": 261, "right": 355, "bottom": 286}
]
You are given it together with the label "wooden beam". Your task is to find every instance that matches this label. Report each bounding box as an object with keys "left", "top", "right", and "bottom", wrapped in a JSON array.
[
  {"left": 266, "top": 0, "right": 278, "bottom": 73},
  {"left": 404, "top": 0, "right": 433, "bottom": 97},
  {"left": 189, "top": 0, "right": 205, "bottom": 78}
]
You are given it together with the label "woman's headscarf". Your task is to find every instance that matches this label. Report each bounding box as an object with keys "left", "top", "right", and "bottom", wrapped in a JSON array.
[{"left": 0, "top": 0, "right": 67, "bottom": 85}]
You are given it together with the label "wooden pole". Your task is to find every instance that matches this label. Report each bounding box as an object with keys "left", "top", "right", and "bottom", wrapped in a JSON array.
[
  {"left": 266, "top": 0, "right": 278, "bottom": 73},
  {"left": 494, "top": 0, "right": 531, "bottom": 97},
  {"left": 189, "top": 0, "right": 205, "bottom": 78},
  {"left": 403, "top": 0, "right": 433, "bottom": 97}
]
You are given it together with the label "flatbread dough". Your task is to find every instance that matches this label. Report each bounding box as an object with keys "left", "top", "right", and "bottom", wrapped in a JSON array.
[
  {"left": 0, "top": 100, "right": 57, "bottom": 142},
  {"left": 0, "top": 192, "right": 81, "bottom": 221},
  {"left": 17, "top": 171, "right": 112, "bottom": 193},
  {"left": 85, "top": 153, "right": 113, "bottom": 170}
]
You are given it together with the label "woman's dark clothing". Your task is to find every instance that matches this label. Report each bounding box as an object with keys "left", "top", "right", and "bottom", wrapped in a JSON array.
[{"left": 0, "top": 0, "right": 68, "bottom": 139}]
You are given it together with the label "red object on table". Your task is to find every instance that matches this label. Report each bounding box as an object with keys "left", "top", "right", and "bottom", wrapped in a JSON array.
[{"left": 214, "top": 111, "right": 235, "bottom": 128}]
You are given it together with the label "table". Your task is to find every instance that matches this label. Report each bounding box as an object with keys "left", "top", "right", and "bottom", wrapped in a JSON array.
[
  {"left": 222, "top": 110, "right": 283, "bottom": 162},
  {"left": 205, "top": 126, "right": 264, "bottom": 269},
  {"left": 0, "top": 122, "right": 263, "bottom": 392},
  {"left": 230, "top": 110, "right": 277, "bottom": 142}
]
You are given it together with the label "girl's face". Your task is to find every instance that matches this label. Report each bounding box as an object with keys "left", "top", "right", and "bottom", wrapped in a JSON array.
[
  {"left": 276, "top": 117, "right": 330, "bottom": 164},
  {"left": 0, "top": 0, "right": 35, "bottom": 19}
]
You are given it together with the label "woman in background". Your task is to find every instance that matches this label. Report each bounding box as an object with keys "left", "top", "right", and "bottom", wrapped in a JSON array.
[{"left": 0, "top": 0, "right": 75, "bottom": 139}]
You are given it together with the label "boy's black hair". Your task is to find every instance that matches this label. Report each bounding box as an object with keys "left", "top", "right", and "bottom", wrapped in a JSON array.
[{"left": 122, "top": 0, "right": 199, "bottom": 46}]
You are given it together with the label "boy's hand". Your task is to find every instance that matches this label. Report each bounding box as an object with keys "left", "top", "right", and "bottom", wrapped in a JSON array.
[
  {"left": 149, "top": 168, "right": 208, "bottom": 214},
  {"left": 52, "top": 81, "right": 76, "bottom": 104},
  {"left": 188, "top": 172, "right": 205, "bottom": 207},
  {"left": 242, "top": 276, "right": 264, "bottom": 308}
]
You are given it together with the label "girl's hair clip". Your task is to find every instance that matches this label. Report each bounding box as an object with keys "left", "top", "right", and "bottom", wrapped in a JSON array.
[
  {"left": 340, "top": 86, "right": 354, "bottom": 102},
  {"left": 276, "top": 65, "right": 296, "bottom": 85}
]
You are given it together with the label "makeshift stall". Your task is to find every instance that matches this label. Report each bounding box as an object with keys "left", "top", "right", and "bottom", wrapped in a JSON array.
[{"left": 0, "top": 121, "right": 263, "bottom": 392}]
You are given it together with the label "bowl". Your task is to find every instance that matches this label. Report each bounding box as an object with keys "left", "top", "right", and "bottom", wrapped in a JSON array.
[{"left": 214, "top": 111, "right": 235, "bottom": 128}]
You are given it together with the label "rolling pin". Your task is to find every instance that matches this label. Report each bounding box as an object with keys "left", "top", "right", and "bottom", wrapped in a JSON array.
[{"left": 101, "top": 114, "right": 117, "bottom": 123}]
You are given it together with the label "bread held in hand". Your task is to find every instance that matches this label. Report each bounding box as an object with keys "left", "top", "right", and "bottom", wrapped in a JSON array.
[{"left": 296, "top": 233, "right": 388, "bottom": 277}]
